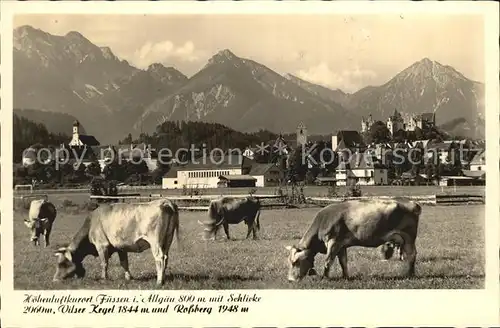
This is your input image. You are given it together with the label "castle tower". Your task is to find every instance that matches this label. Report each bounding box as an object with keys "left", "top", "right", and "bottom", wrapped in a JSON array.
[
  {"left": 361, "top": 114, "right": 374, "bottom": 133},
  {"left": 296, "top": 122, "right": 308, "bottom": 146},
  {"left": 386, "top": 109, "right": 404, "bottom": 135}
]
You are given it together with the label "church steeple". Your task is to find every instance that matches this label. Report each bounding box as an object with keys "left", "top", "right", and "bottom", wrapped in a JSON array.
[{"left": 72, "top": 120, "right": 80, "bottom": 136}]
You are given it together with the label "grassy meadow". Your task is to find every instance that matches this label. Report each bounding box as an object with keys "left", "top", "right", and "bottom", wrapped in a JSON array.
[{"left": 13, "top": 204, "right": 484, "bottom": 290}]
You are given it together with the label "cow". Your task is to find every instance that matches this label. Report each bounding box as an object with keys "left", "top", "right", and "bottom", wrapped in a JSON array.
[
  {"left": 53, "top": 198, "right": 180, "bottom": 285},
  {"left": 24, "top": 199, "right": 57, "bottom": 247},
  {"left": 198, "top": 196, "right": 261, "bottom": 241},
  {"left": 285, "top": 199, "right": 421, "bottom": 282}
]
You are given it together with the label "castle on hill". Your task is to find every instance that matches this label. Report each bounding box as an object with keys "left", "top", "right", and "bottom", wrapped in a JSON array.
[{"left": 361, "top": 109, "right": 436, "bottom": 135}]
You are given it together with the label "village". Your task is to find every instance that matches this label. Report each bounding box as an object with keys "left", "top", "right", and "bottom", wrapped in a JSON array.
[{"left": 16, "top": 108, "right": 486, "bottom": 191}]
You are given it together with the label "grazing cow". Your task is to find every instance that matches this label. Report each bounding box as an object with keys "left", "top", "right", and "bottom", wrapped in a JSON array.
[
  {"left": 285, "top": 199, "right": 421, "bottom": 282},
  {"left": 198, "top": 196, "right": 261, "bottom": 240},
  {"left": 24, "top": 199, "right": 57, "bottom": 247},
  {"left": 53, "top": 198, "right": 180, "bottom": 285}
]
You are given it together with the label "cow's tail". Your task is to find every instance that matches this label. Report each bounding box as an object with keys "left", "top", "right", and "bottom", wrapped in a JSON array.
[
  {"left": 172, "top": 202, "right": 182, "bottom": 251},
  {"left": 159, "top": 199, "right": 183, "bottom": 251}
]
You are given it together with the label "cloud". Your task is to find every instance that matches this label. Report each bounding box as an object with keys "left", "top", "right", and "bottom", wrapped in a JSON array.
[
  {"left": 296, "top": 62, "right": 377, "bottom": 93},
  {"left": 131, "top": 40, "right": 207, "bottom": 68}
]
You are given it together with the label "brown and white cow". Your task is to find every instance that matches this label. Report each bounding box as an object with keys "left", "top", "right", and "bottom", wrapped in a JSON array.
[
  {"left": 53, "top": 198, "right": 180, "bottom": 285},
  {"left": 24, "top": 199, "right": 57, "bottom": 247},
  {"left": 285, "top": 199, "right": 421, "bottom": 282},
  {"left": 198, "top": 196, "right": 261, "bottom": 240}
]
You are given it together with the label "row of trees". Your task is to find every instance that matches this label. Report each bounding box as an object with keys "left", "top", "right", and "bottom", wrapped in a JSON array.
[
  {"left": 13, "top": 114, "right": 69, "bottom": 163},
  {"left": 13, "top": 156, "right": 159, "bottom": 188}
]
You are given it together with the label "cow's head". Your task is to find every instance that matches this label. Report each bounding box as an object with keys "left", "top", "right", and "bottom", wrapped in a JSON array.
[
  {"left": 285, "top": 245, "right": 316, "bottom": 282},
  {"left": 380, "top": 242, "right": 395, "bottom": 260},
  {"left": 24, "top": 218, "right": 49, "bottom": 246},
  {"left": 53, "top": 247, "right": 86, "bottom": 281}
]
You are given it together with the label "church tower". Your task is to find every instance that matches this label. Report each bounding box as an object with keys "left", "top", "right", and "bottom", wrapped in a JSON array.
[
  {"left": 73, "top": 120, "right": 80, "bottom": 135},
  {"left": 69, "top": 120, "right": 83, "bottom": 147},
  {"left": 296, "top": 122, "right": 308, "bottom": 146}
]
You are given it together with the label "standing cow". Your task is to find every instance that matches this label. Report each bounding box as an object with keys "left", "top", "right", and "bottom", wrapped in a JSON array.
[
  {"left": 198, "top": 196, "right": 261, "bottom": 241},
  {"left": 24, "top": 199, "right": 57, "bottom": 247},
  {"left": 285, "top": 199, "right": 421, "bottom": 282},
  {"left": 53, "top": 198, "right": 180, "bottom": 285}
]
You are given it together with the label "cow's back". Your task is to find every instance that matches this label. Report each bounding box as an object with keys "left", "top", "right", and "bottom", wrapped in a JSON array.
[
  {"left": 89, "top": 200, "right": 176, "bottom": 250},
  {"left": 29, "top": 199, "right": 44, "bottom": 219},
  {"left": 316, "top": 200, "right": 420, "bottom": 245}
]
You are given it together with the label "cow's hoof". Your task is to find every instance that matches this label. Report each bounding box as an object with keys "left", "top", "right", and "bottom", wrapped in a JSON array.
[{"left": 124, "top": 273, "right": 132, "bottom": 281}]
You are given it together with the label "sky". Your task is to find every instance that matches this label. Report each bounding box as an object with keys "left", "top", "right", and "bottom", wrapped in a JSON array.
[{"left": 14, "top": 14, "right": 484, "bottom": 93}]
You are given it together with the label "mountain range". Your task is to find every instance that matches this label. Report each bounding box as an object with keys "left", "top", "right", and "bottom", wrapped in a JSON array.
[{"left": 13, "top": 25, "right": 485, "bottom": 144}]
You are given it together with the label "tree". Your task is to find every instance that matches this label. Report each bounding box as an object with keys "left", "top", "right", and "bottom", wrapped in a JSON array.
[
  {"left": 392, "top": 129, "right": 407, "bottom": 143},
  {"left": 86, "top": 160, "right": 102, "bottom": 177},
  {"left": 286, "top": 146, "right": 308, "bottom": 183},
  {"left": 365, "top": 121, "right": 391, "bottom": 144},
  {"left": 446, "top": 142, "right": 463, "bottom": 175},
  {"left": 409, "top": 143, "right": 425, "bottom": 176}
]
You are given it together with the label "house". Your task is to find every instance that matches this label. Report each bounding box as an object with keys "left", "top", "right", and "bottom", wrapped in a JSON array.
[
  {"left": 91, "top": 145, "right": 116, "bottom": 171},
  {"left": 116, "top": 143, "right": 158, "bottom": 172},
  {"left": 439, "top": 175, "right": 485, "bottom": 186},
  {"left": 335, "top": 151, "right": 388, "bottom": 186},
  {"left": 462, "top": 169, "right": 486, "bottom": 181},
  {"left": 426, "top": 142, "right": 453, "bottom": 164},
  {"left": 314, "top": 176, "right": 336, "bottom": 186},
  {"left": 58, "top": 143, "right": 96, "bottom": 168},
  {"left": 162, "top": 154, "right": 254, "bottom": 189},
  {"left": 22, "top": 144, "right": 54, "bottom": 166},
  {"left": 331, "top": 130, "right": 365, "bottom": 153},
  {"left": 469, "top": 149, "right": 485, "bottom": 172},
  {"left": 218, "top": 175, "right": 257, "bottom": 188},
  {"left": 243, "top": 147, "right": 256, "bottom": 160},
  {"left": 248, "top": 163, "right": 284, "bottom": 187}
]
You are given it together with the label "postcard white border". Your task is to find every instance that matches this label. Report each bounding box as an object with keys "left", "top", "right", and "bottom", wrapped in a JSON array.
[{"left": 1, "top": 1, "right": 499, "bottom": 327}]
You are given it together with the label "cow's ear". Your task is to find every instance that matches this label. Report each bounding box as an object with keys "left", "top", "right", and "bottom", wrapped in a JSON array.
[
  {"left": 294, "top": 250, "right": 308, "bottom": 262},
  {"left": 64, "top": 250, "right": 73, "bottom": 262},
  {"left": 285, "top": 245, "right": 293, "bottom": 251}
]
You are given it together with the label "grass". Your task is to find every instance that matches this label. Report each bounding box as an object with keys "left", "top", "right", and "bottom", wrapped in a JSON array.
[{"left": 13, "top": 205, "right": 485, "bottom": 290}]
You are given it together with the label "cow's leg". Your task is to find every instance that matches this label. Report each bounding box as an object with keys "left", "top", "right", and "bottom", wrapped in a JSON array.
[
  {"left": 337, "top": 247, "right": 349, "bottom": 279},
  {"left": 97, "top": 247, "right": 110, "bottom": 280},
  {"left": 117, "top": 250, "right": 132, "bottom": 281},
  {"left": 401, "top": 242, "right": 417, "bottom": 278},
  {"left": 252, "top": 223, "right": 258, "bottom": 240},
  {"left": 223, "top": 222, "right": 231, "bottom": 240},
  {"left": 150, "top": 244, "right": 166, "bottom": 285},
  {"left": 245, "top": 221, "right": 253, "bottom": 240},
  {"left": 322, "top": 239, "right": 343, "bottom": 279},
  {"left": 44, "top": 227, "right": 52, "bottom": 247}
]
